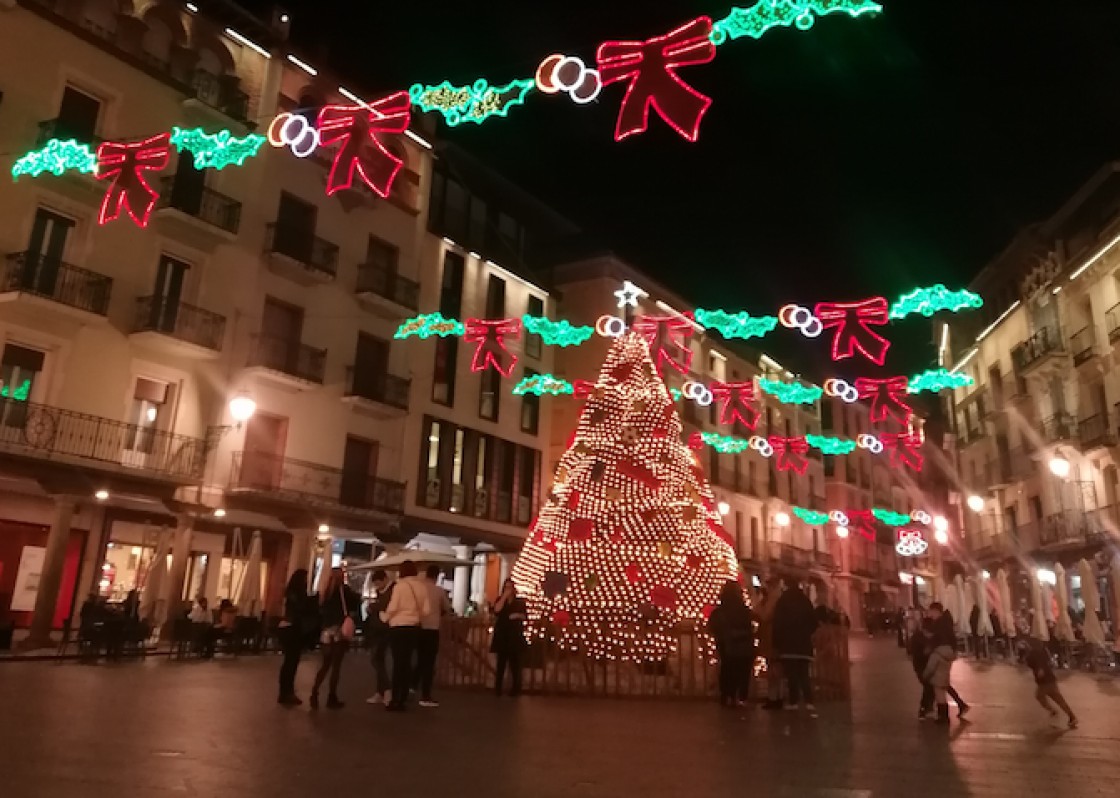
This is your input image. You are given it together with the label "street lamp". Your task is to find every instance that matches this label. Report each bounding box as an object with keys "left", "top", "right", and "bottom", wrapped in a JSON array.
[
  {"left": 934, "top": 528, "right": 949, "bottom": 546},
  {"left": 774, "top": 511, "right": 791, "bottom": 527},
  {"left": 1036, "top": 568, "right": 1057, "bottom": 585},
  {"left": 229, "top": 393, "right": 257, "bottom": 426},
  {"left": 835, "top": 524, "right": 850, "bottom": 539},
  {"left": 318, "top": 523, "right": 330, "bottom": 534},
  {"left": 717, "top": 501, "right": 730, "bottom": 516},
  {"left": 933, "top": 515, "right": 949, "bottom": 533},
  {"left": 1048, "top": 456, "right": 1071, "bottom": 479},
  {"left": 94, "top": 489, "right": 109, "bottom": 501},
  {"left": 967, "top": 494, "right": 985, "bottom": 513}
]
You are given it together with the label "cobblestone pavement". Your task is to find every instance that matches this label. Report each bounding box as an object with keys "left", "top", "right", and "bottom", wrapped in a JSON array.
[{"left": 2, "top": 637, "right": 1119, "bottom": 797}]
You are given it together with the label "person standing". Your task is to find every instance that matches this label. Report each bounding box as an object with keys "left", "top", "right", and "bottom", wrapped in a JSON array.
[
  {"left": 364, "top": 570, "right": 394, "bottom": 706},
  {"left": 708, "top": 580, "right": 756, "bottom": 708},
  {"left": 772, "top": 581, "right": 819, "bottom": 717},
  {"left": 310, "top": 568, "right": 359, "bottom": 710},
  {"left": 908, "top": 618, "right": 934, "bottom": 720},
  {"left": 381, "top": 560, "right": 431, "bottom": 712},
  {"left": 927, "top": 602, "right": 969, "bottom": 720},
  {"left": 757, "top": 578, "right": 784, "bottom": 709},
  {"left": 278, "top": 569, "right": 310, "bottom": 706},
  {"left": 416, "top": 565, "right": 450, "bottom": 708},
  {"left": 1025, "top": 637, "right": 1077, "bottom": 728},
  {"left": 491, "top": 579, "right": 528, "bottom": 696}
]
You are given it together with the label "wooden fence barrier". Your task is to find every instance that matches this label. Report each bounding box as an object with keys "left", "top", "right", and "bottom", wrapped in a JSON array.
[{"left": 436, "top": 618, "right": 850, "bottom": 700}]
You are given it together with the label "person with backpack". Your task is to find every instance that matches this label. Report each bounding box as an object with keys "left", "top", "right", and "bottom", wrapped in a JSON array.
[{"left": 709, "top": 580, "right": 756, "bottom": 708}]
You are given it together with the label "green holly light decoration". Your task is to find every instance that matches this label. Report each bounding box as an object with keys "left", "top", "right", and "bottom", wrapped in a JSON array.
[
  {"left": 805, "top": 434, "right": 856, "bottom": 455},
  {"left": 522, "top": 315, "right": 594, "bottom": 347},
  {"left": 170, "top": 127, "right": 266, "bottom": 170},
  {"left": 907, "top": 368, "right": 974, "bottom": 394},
  {"left": 409, "top": 78, "right": 535, "bottom": 126},
  {"left": 711, "top": 0, "right": 883, "bottom": 45},
  {"left": 0, "top": 379, "right": 31, "bottom": 402},
  {"left": 700, "top": 431, "right": 752, "bottom": 454},
  {"left": 872, "top": 508, "right": 911, "bottom": 527},
  {"left": 889, "top": 284, "right": 984, "bottom": 320},
  {"left": 11, "top": 139, "right": 97, "bottom": 180},
  {"left": 758, "top": 378, "right": 822, "bottom": 406},
  {"left": 394, "top": 312, "right": 465, "bottom": 340},
  {"left": 694, "top": 308, "right": 778, "bottom": 340},
  {"left": 793, "top": 507, "right": 830, "bottom": 525},
  {"left": 512, "top": 374, "right": 575, "bottom": 396}
]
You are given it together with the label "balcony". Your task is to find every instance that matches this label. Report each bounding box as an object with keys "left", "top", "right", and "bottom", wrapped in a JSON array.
[
  {"left": 1, "top": 252, "right": 112, "bottom": 322},
  {"left": 246, "top": 334, "right": 326, "bottom": 388},
  {"left": 987, "top": 447, "right": 1036, "bottom": 486},
  {"left": 264, "top": 224, "right": 339, "bottom": 285},
  {"left": 131, "top": 296, "right": 225, "bottom": 357},
  {"left": 1041, "top": 412, "right": 1078, "bottom": 445},
  {"left": 342, "top": 367, "right": 410, "bottom": 417},
  {"left": 1078, "top": 412, "right": 1117, "bottom": 452},
  {"left": 184, "top": 70, "right": 249, "bottom": 124},
  {"left": 1011, "top": 327, "right": 1068, "bottom": 377},
  {"left": 1037, "top": 510, "right": 1108, "bottom": 549},
  {"left": 155, "top": 178, "right": 242, "bottom": 243},
  {"left": 229, "top": 451, "right": 405, "bottom": 515},
  {"left": 769, "top": 542, "right": 814, "bottom": 569},
  {"left": 813, "top": 550, "right": 838, "bottom": 572},
  {"left": 1069, "top": 326, "right": 1098, "bottom": 366},
  {"left": 0, "top": 396, "right": 204, "bottom": 483},
  {"left": 355, "top": 262, "right": 420, "bottom": 316}
]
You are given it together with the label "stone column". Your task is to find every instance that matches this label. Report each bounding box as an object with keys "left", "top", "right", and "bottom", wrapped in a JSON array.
[
  {"left": 451, "top": 544, "right": 472, "bottom": 615},
  {"left": 75, "top": 504, "right": 108, "bottom": 602},
  {"left": 23, "top": 499, "right": 77, "bottom": 649},
  {"left": 165, "top": 515, "right": 195, "bottom": 613},
  {"left": 287, "top": 529, "right": 312, "bottom": 580}
]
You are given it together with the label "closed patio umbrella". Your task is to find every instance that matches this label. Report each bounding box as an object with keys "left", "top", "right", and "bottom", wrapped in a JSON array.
[
  {"left": 1053, "top": 563, "right": 1074, "bottom": 642},
  {"left": 954, "top": 574, "right": 972, "bottom": 635},
  {"left": 140, "top": 529, "right": 171, "bottom": 623},
  {"left": 235, "top": 531, "right": 263, "bottom": 616},
  {"left": 1030, "top": 572, "right": 1049, "bottom": 641},
  {"left": 997, "top": 569, "right": 1014, "bottom": 634},
  {"left": 975, "top": 574, "right": 994, "bottom": 636},
  {"left": 1078, "top": 558, "right": 1106, "bottom": 646},
  {"left": 943, "top": 582, "right": 960, "bottom": 632},
  {"left": 1111, "top": 555, "right": 1120, "bottom": 653}
]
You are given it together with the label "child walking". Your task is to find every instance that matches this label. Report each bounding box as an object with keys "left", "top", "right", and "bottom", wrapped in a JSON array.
[{"left": 1025, "top": 638, "right": 1077, "bottom": 728}]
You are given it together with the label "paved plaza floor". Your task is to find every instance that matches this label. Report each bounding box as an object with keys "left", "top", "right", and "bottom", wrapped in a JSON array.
[{"left": 2, "top": 637, "right": 1119, "bottom": 797}]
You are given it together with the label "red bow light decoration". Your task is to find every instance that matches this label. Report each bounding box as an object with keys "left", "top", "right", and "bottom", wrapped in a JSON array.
[
  {"left": 631, "top": 314, "right": 695, "bottom": 376},
  {"left": 96, "top": 134, "right": 171, "bottom": 227},
  {"left": 711, "top": 381, "right": 760, "bottom": 430},
  {"left": 814, "top": 297, "right": 891, "bottom": 365},
  {"left": 879, "top": 432, "right": 924, "bottom": 472},
  {"left": 317, "top": 92, "right": 411, "bottom": 198},
  {"left": 596, "top": 16, "right": 716, "bottom": 142},
  {"left": 768, "top": 435, "right": 810, "bottom": 475},
  {"left": 464, "top": 318, "right": 522, "bottom": 377},
  {"left": 846, "top": 510, "right": 877, "bottom": 541},
  {"left": 855, "top": 376, "right": 912, "bottom": 424}
]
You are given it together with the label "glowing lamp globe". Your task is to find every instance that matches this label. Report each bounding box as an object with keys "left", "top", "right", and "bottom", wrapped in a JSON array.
[
  {"left": 1048, "top": 456, "right": 1070, "bottom": 478},
  {"left": 934, "top": 528, "right": 949, "bottom": 546},
  {"left": 966, "top": 494, "right": 985, "bottom": 513},
  {"left": 229, "top": 394, "right": 257, "bottom": 424},
  {"left": 775, "top": 511, "right": 791, "bottom": 527},
  {"left": 933, "top": 515, "right": 949, "bottom": 533},
  {"left": 717, "top": 501, "right": 731, "bottom": 516},
  {"left": 835, "top": 525, "right": 850, "bottom": 539}
]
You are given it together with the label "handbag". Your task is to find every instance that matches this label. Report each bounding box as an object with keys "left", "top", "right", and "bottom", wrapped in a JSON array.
[{"left": 339, "top": 588, "right": 356, "bottom": 641}]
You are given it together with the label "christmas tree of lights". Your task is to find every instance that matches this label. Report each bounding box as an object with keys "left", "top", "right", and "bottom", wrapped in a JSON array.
[{"left": 511, "top": 333, "right": 740, "bottom": 662}]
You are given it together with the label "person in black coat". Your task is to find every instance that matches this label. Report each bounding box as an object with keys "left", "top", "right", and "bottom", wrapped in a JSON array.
[
  {"left": 491, "top": 579, "right": 528, "bottom": 696},
  {"left": 364, "top": 570, "right": 395, "bottom": 705},
  {"left": 772, "top": 582, "right": 819, "bottom": 715},
  {"left": 909, "top": 618, "right": 934, "bottom": 719},
  {"left": 310, "top": 568, "right": 360, "bottom": 710},
  {"left": 708, "top": 580, "right": 756, "bottom": 708},
  {"left": 927, "top": 602, "right": 970, "bottom": 717},
  {"left": 278, "top": 569, "right": 310, "bottom": 706}
]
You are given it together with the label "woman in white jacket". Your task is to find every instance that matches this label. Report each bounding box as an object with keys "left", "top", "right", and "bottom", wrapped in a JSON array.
[{"left": 381, "top": 560, "right": 431, "bottom": 712}]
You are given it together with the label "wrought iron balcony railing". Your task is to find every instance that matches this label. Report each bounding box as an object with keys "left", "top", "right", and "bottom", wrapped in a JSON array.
[
  {"left": 345, "top": 367, "right": 410, "bottom": 409},
  {"left": 134, "top": 296, "right": 226, "bottom": 351},
  {"left": 190, "top": 70, "right": 249, "bottom": 121},
  {"left": 248, "top": 334, "right": 326, "bottom": 384},
  {"left": 355, "top": 261, "right": 420, "bottom": 310},
  {"left": 1012, "top": 326, "right": 1065, "bottom": 372},
  {"left": 158, "top": 178, "right": 242, "bottom": 234},
  {"left": 1078, "top": 412, "right": 1116, "bottom": 450},
  {"left": 1069, "top": 325, "right": 1097, "bottom": 365},
  {"left": 264, "top": 223, "right": 339, "bottom": 278},
  {"left": 2, "top": 252, "right": 112, "bottom": 315},
  {"left": 230, "top": 451, "right": 405, "bottom": 513}
]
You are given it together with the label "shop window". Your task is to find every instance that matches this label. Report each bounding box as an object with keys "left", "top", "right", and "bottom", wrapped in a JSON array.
[
  {"left": 101, "top": 540, "right": 157, "bottom": 602},
  {"left": 471, "top": 435, "right": 490, "bottom": 518},
  {"left": 496, "top": 440, "right": 516, "bottom": 523},
  {"left": 365, "top": 235, "right": 399, "bottom": 275},
  {"left": 485, "top": 274, "right": 506, "bottom": 318},
  {"left": 450, "top": 428, "right": 466, "bottom": 513},
  {"left": 219, "top": 557, "right": 269, "bottom": 608},
  {"left": 421, "top": 419, "right": 443, "bottom": 508},
  {"left": 182, "top": 552, "right": 210, "bottom": 602}
]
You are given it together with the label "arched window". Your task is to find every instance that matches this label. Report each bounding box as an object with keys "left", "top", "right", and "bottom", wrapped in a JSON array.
[
  {"left": 142, "top": 19, "right": 173, "bottom": 67},
  {"left": 82, "top": 0, "right": 118, "bottom": 38}
]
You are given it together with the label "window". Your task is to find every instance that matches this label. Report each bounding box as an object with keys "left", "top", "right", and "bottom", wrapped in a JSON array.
[
  {"left": 709, "top": 448, "right": 720, "bottom": 486},
  {"left": 365, "top": 236, "right": 398, "bottom": 275},
  {"left": 479, "top": 368, "right": 501, "bottom": 421},
  {"left": 21, "top": 209, "right": 76, "bottom": 301},
  {"left": 55, "top": 86, "right": 101, "bottom": 143},
  {"left": 517, "top": 447, "right": 537, "bottom": 525},
  {"left": 520, "top": 369, "right": 540, "bottom": 434},
  {"left": 421, "top": 420, "right": 443, "bottom": 508},
  {"left": 495, "top": 440, "right": 516, "bottom": 523},
  {"left": 497, "top": 212, "right": 521, "bottom": 258},
  {"left": 433, "top": 252, "right": 464, "bottom": 406},
  {"left": 1, "top": 344, "right": 44, "bottom": 427},
  {"left": 821, "top": 400, "right": 834, "bottom": 433},
  {"left": 485, "top": 275, "right": 506, "bottom": 318},
  {"left": 469, "top": 196, "right": 487, "bottom": 249},
  {"left": 450, "top": 429, "right": 466, "bottom": 513},
  {"left": 273, "top": 193, "right": 318, "bottom": 261},
  {"left": 341, "top": 436, "right": 379, "bottom": 509},
  {"left": 444, "top": 179, "right": 468, "bottom": 241},
  {"left": 125, "top": 378, "right": 170, "bottom": 454},
  {"left": 525, "top": 295, "right": 544, "bottom": 359},
  {"left": 439, "top": 251, "right": 465, "bottom": 316},
  {"left": 147, "top": 255, "right": 191, "bottom": 333},
  {"left": 472, "top": 435, "right": 490, "bottom": 518}
]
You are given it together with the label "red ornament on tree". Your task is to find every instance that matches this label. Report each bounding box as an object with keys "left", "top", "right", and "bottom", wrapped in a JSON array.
[
  {"left": 630, "top": 314, "right": 694, "bottom": 376},
  {"left": 596, "top": 17, "right": 716, "bottom": 142},
  {"left": 880, "top": 432, "right": 925, "bottom": 472},
  {"left": 464, "top": 318, "right": 522, "bottom": 376},
  {"left": 814, "top": 297, "right": 891, "bottom": 365},
  {"left": 855, "top": 376, "right": 912, "bottom": 424},
  {"left": 573, "top": 379, "right": 596, "bottom": 398},
  {"left": 710, "top": 381, "right": 760, "bottom": 430},
  {"left": 768, "top": 435, "right": 810, "bottom": 475},
  {"left": 96, "top": 134, "right": 171, "bottom": 227},
  {"left": 624, "top": 563, "right": 644, "bottom": 583},
  {"left": 317, "top": 92, "right": 411, "bottom": 198},
  {"left": 650, "top": 585, "right": 678, "bottom": 610}
]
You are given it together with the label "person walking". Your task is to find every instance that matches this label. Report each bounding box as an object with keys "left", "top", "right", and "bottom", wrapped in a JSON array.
[
  {"left": 491, "top": 579, "right": 527, "bottom": 696},
  {"left": 381, "top": 560, "right": 431, "bottom": 712},
  {"left": 278, "top": 569, "right": 310, "bottom": 706},
  {"left": 927, "top": 602, "right": 969, "bottom": 721},
  {"left": 1025, "top": 637, "right": 1078, "bottom": 728},
  {"left": 365, "top": 570, "right": 394, "bottom": 706},
  {"left": 416, "top": 565, "right": 450, "bottom": 708},
  {"left": 708, "top": 580, "right": 756, "bottom": 708},
  {"left": 772, "top": 581, "right": 819, "bottom": 717},
  {"left": 908, "top": 617, "right": 934, "bottom": 720},
  {"left": 757, "top": 578, "right": 784, "bottom": 710},
  {"left": 310, "top": 567, "right": 359, "bottom": 710}
]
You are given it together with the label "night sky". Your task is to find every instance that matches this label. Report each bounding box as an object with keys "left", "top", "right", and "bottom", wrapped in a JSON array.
[{"left": 239, "top": 0, "right": 1120, "bottom": 373}]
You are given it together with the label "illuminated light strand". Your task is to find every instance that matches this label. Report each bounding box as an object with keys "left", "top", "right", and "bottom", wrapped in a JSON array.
[
  {"left": 856, "top": 434, "right": 883, "bottom": 454},
  {"left": 694, "top": 308, "right": 778, "bottom": 340},
  {"left": 535, "top": 55, "right": 603, "bottom": 104},
  {"left": 465, "top": 318, "right": 522, "bottom": 376},
  {"left": 889, "top": 284, "right": 984, "bottom": 320},
  {"left": 872, "top": 508, "right": 911, "bottom": 527},
  {"left": 169, "top": 126, "right": 265, "bottom": 170},
  {"left": 267, "top": 112, "right": 320, "bottom": 158},
  {"left": 318, "top": 95, "right": 411, "bottom": 198},
  {"left": 522, "top": 315, "right": 594, "bottom": 347},
  {"left": 700, "top": 431, "right": 882, "bottom": 460},
  {"left": 700, "top": 431, "right": 752, "bottom": 454},
  {"left": 778, "top": 304, "right": 824, "bottom": 338},
  {"left": 394, "top": 313, "right": 465, "bottom": 339},
  {"left": 758, "top": 378, "right": 822, "bottom": 406},
  {"left": 823, "top": 378, "right": 859, "bottom": 403},
  {"left": 804, "top": 434, "right": 856, "bottom": 456},
  {"left": 512, "top": 374, "right": 575, "bottom": 396},
  {"left": 907, "top": 368, "right": 974, "bottom": 394},
  {"left": 409, "top": 78, "right": 535, "bottom": 126},
  {"left": 793, "top": 505, "right": 936, "bottom": 528},
  {"left": 96, "top": 134, "right": 171, "bottom": 227},
  {"left": 11, "top": 139, "right": 97, "bottom": 179},
  {"left": 0, "top": 379, "right": 31, "bottom": 401},
  {"left": 710, "top": 0, "right": 883, "bottom": 45},
  {"left": 896, "top": 529, "right": 929, "bottom": 557},
  {"left": 815, "top": 298, "right": 891, "bottom": 365},
  {"left": 793, "top": 507, "right": 830, "bottom": 525}
]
